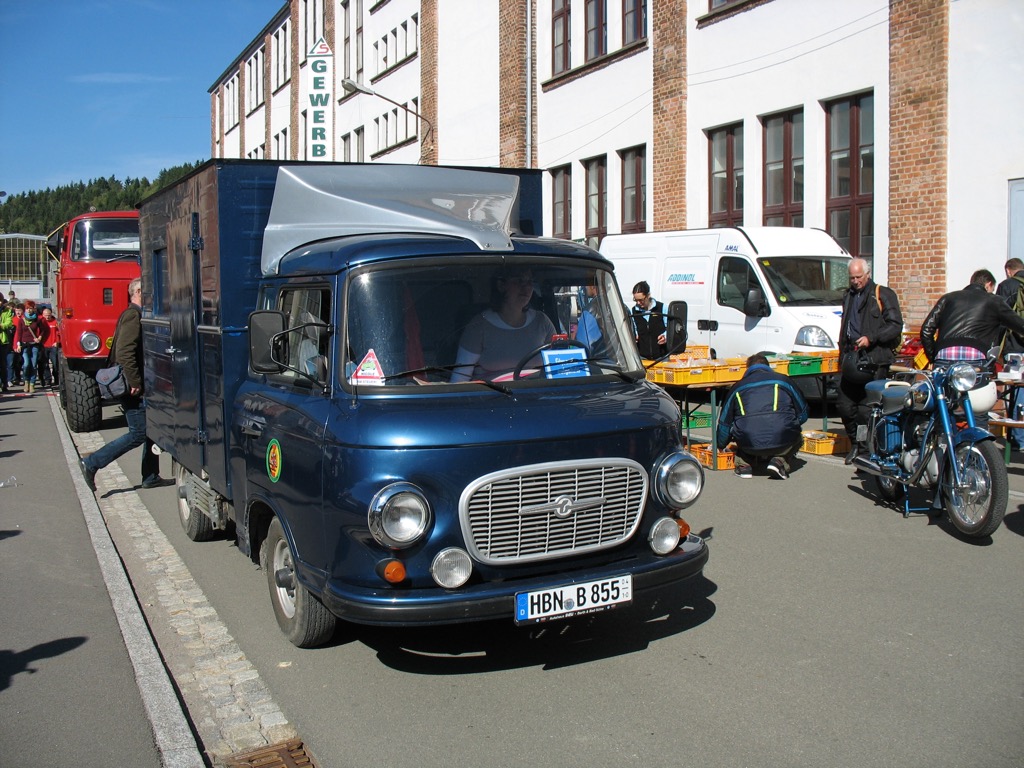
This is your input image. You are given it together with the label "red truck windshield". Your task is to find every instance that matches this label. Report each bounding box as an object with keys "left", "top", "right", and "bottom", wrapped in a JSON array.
[{"left": 71, "top": 219, "right": 140, "bottom": 262}]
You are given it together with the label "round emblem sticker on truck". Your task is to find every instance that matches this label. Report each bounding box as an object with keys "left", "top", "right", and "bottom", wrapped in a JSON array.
[{"left": 266, "top": 439, "right": 282, "bottom": 483}]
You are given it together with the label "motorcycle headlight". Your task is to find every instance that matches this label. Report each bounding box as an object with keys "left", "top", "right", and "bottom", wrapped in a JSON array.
[
  {"left": 947, "top": 362, "right": 978, "bottom": 393},
  {"left": 368, "top": 483, "right": 431, "bottom": 549},
  {"left": 794, "top": 326, "right": 833, "bottom": 348},
  {"left": 653, "top": 451, "right": 704, "bottom": 509}
]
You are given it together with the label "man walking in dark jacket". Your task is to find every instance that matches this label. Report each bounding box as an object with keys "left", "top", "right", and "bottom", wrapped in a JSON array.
[
  {"left": 838, "top": 258, "right": 904, "bottom": 463},
  {"left": 716, "top": 352, "right": 809, "bottom": 479},
  {"left": 78, "top": 278, "right": 170, "bottom": 492}
]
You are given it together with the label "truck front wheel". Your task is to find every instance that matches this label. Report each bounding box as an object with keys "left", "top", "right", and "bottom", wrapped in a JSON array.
[
  {"left": 261, "top": 518, "right": 337, "bottom": 648},
  {"left": 64, "top": 368, "right": 102, "bottom": 433}
]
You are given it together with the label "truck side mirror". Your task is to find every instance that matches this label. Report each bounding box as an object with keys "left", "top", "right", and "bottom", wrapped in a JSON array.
[
  {"left": 45, "top": 230, "right": 63, "bottom": 261},
  {"left": 666, "top": 300, "right": 688, "bottom": 353},
  {"left": 249, "top": 311, "right": 286, "bottom": 373},
  {"left": 743, "top": 287, "right": 770, "bottom": 318}
]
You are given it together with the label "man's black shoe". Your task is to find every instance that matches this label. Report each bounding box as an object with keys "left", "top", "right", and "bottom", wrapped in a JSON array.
[
  {"left": 844, "top": 444, "right": 860, "bottom": 466},
  {"left": 141, "top": 476, "right": 174, "bottom": 490},
  {"left": 79, "top": 458, "right": 97, "bottom": 492}
]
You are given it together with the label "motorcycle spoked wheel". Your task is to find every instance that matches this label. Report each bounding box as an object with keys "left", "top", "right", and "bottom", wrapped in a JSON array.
[{"left": 942, "top": 440, "right": 1007, "bottom": 538}]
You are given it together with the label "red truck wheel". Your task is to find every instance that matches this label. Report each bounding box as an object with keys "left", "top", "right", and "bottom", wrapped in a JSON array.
[{"left": 64, "top": 368, "right": 102, "bottom": 433}]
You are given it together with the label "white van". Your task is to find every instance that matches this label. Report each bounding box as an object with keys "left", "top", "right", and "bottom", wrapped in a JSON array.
[{"left": 601, "top": 226, "right": 851, "bottom": 359}]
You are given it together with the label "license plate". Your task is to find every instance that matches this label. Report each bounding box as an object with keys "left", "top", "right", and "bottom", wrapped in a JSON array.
[{"left": 514, "top": 575, "right": 632, "bottom": 625}]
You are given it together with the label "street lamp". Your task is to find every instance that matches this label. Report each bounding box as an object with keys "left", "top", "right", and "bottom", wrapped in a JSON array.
[{"left": 341, "top": 78, "right": 434, "bottom": 145}]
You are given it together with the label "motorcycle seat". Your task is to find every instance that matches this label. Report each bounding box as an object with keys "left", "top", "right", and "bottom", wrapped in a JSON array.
[{"left": 865, "top": 379, "right": 911, "bottom": 415}]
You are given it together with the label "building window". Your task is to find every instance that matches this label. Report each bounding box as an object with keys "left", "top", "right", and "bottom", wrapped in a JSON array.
[
  {"left": 709, "top": 123, "right": 743, "bottom": 227},
  {"left": 224, "top": 76, "right": 239, "bottom": 128},
  {"left": 586, "top": 0, "right": 607, "bottom": 61},
  {"left": 552, "top": 165, "right": 572, "bottom": 240},
  {"left": 272, "top": 22, "right": 291, "bottom": 92},
  {"left": 355, "top": 126, "right": 365, "bottom": 162},
  {"left": 623, "top": 0, "right": 646, "bottom": 44},
  {"left": 710, "top": 0, "right": 744, "bottom": 9},
  {"left": 273, "top": 129, "right": 289, "bottom": 160},
  {"left": 355, "top": 0, "right": 364, "bottom": 81},
  {"left": 620, "top": 145, "right": 646, "bottom": 233},
  {"left": 246, "top": 47, "right": 265, "bottom": 113},
  {"left": 585, "top": 155, "right": 607, "bottom": 248},
  {"left": 763, "top": 110, "right": 803, "bottom": 226},
  {"left": 341, "top": 1, "right": 351, "bottom": 79},
  {"left": 827, "top": 92, "right": 874, "bottom": 259},
  {"left": 301, "top": 0, "right": 324, "bottom": 59},
  {"left": 552, "top": 0, "right": 570, "bottom": 75}
]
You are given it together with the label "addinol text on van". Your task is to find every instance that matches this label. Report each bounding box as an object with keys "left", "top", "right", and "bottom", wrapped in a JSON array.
[
  {"left": 139, "top": 160, "right": 709, "bottom": 647},
  {"left": 601, "top": 226, "right": 851, "bottom": 376}
]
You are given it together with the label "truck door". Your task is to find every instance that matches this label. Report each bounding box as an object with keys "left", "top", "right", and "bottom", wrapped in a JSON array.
[
  {"left": 238, "top": 285, "right": 331, "bottom": 567},
  {"left": 710, "top": 255, "right": 769, "bottom": 358}
]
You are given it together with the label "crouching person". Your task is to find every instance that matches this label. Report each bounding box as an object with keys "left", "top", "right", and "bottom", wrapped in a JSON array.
[{"left": 716, "top": 352, "right": 809, "bottom": 479}]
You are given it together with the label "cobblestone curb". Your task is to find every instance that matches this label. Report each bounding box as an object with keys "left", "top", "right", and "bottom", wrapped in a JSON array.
[{"left": 62, "top": 401, "right": 298, "bottom": 766}]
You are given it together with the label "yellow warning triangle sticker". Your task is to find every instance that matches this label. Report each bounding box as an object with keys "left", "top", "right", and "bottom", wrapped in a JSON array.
[{"left": 350, "top": 348, "right": 385, "bottom": 386}]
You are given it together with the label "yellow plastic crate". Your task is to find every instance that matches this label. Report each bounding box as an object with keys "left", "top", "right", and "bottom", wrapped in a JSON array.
[
  {"left": 914, "top": 349, "right": 929, "bottom": 369},
  {"left": 669, "top": 366, "right": 717, "bottom": 385},
  {"left": 768, "top": 359, "right": 790, "bottom": 375},
  {"left": 692, "top": 444, "right": 736, "bottom": 470},
  {"left": 713, "top": 363, "right": 745, "bottom": 382},
  {"left": 800, "top": 430, "right": 852, "bottom": 455}
]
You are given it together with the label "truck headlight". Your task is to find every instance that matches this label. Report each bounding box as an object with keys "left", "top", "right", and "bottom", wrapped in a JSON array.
[
  {"left": 794, "top": 326, "right": 833, "bottom": 348},
  {"left": 368, "top": 483, "right": 431, "bottom": 549},
  {"left": 653, "top": 452, "right": 704, "bottom": 509},
  {"left": 430, "top": 547, "right": 473, "bottom": 589},
  {"left": 648, "top": 517, "right": 682, "bottom": 555},
  {"left": 79, "top": 331, "right": 102, "bottom": 354}
]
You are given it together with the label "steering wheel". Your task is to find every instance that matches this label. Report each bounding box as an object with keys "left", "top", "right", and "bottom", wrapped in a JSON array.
[{"left": 512, "top": 339, "right": 588, "bottom": 380}]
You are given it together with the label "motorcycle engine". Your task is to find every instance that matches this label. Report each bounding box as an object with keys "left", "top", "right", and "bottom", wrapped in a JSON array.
[{"left": 897, "top": 417, "right": 940, "bottom": 486}]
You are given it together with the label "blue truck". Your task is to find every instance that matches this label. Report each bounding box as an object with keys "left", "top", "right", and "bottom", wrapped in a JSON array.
[{"left": 139, "top": 160, "right": 708, "bottom": 647}]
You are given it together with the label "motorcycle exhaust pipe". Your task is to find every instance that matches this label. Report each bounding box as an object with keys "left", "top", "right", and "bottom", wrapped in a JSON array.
[{"left": 851, "top": 454, "right": 886, "bottom": 477}]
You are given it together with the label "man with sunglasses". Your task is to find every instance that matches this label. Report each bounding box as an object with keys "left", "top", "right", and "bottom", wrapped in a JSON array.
[{"left": 838, "top": 258, "right": 904, "bottom": 464}]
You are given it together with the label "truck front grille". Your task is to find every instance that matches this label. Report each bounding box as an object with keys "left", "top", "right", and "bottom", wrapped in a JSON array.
[{"left": 460, "top": 459, "right": 647, "bottom": 565}]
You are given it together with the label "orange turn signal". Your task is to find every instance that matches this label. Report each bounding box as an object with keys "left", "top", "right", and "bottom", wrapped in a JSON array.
[
  {"left": 380, "top": 559, "right": 406, "bottom": 584},
  {"left": 676, "top": 518, "right": 691, "bottom": 539}
]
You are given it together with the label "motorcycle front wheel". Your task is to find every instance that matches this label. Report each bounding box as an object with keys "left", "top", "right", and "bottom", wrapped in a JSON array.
[{"left": 942, "top": 440, "right": 1007, "bottom": 538}]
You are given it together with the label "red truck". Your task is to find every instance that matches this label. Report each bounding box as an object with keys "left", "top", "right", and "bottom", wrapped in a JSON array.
[{"left": 46, "top": 210, "right": 140, "bottom": 432}]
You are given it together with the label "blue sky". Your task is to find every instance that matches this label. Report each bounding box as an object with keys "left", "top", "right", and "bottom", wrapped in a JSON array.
[{"left": 0, "top": 0, "right": 284, "bottom": 198}]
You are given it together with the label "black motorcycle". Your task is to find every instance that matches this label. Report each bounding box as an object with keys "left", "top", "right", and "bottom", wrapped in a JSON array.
[{"left": 851, "top": 360, "right": 1007, "bottom": 538}]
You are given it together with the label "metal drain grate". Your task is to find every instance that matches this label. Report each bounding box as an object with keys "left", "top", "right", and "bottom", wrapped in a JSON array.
[{"left": 224, "top": 739, "right": 318, "bottom": 768}]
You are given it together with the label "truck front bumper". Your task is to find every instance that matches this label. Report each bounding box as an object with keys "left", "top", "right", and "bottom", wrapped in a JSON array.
[{"left": 316, "top": 534, "right": 709, "bottom": 626}]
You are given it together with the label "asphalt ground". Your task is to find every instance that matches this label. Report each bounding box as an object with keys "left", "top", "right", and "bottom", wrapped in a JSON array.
[{"left": 2, "top": 387, "right": 1023, "bottom": 767}]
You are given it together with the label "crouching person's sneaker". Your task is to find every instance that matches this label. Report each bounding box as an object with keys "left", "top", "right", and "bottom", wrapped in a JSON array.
[
  {"left": 734, "top": 462, "right": 753, "bottom": 479},
  {"left": 767, "top": 457, "right": 789, "bottom": 479}
]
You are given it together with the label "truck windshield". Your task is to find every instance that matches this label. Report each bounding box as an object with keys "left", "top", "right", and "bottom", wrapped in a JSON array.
[
  {"left": 344, "top": 261, "right": 643, "bottom": 387},
  {"left": 71, "top": 219, "right": 140, "bottom": 262},
  {"left": 756, "top": 256, "right": 850, "bottom": 306}
]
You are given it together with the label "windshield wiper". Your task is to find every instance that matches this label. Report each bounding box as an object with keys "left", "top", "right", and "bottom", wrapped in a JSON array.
[{"left": 383, "top": 365, "right": 514, "bottom": 396}]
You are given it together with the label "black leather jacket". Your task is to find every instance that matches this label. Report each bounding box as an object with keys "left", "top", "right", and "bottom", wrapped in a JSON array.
[
  {"left": 839, "top": 280, "right": 904, "bottom": 367},
  {"left": 920, "top": 282, "right": 1024, "bottom": 361}
]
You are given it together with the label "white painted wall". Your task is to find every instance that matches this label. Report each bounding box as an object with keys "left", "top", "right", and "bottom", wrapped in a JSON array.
[
  {"left": 687, "top": 0, "right": 890, "bottom": 275},
  {"left": 948, "top": 0, "right": 1024, "bottom": 291},
  {"left": 437, "top": 0, "right": 501, "bottom": 166}
]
